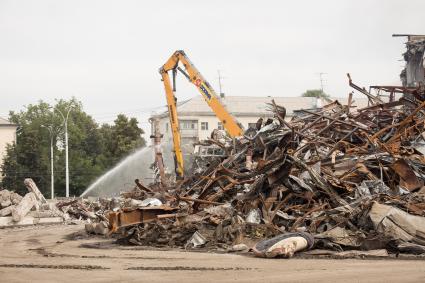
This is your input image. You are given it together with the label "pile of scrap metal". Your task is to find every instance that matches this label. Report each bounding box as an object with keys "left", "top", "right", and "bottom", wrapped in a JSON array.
[
  {"left": 399, "top": 35, "right": 425, "bottom": 88},
  {"left": 56, "top": 197, "right": 122, "bottom": 235},
  {"left": 0, "top": 179, "right": 63, "bottom": 227},
  {"left": 55, "top": 181, "right": 171, "bottom": 235},
  {"left": 104, "top": 75, "right": 425, "bottom": 258}
]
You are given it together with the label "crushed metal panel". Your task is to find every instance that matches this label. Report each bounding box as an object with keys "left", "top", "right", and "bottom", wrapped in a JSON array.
[
  {"left": 368, "top": 202, "right": 425, "bottom": 245},
  {"left": 108, "top": 206, "right": 178, "bottom": 233},
  {"left": 391, "top": 159, "right": 423, "bottom": 191}
]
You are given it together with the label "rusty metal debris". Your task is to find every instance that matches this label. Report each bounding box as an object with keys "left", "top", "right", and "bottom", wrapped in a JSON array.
[
  {"left": 393, "top": 34, "right": 425, "bottom": 87},
  {"left": 93, "top": 73, "right": 425, "bottom": 258}
]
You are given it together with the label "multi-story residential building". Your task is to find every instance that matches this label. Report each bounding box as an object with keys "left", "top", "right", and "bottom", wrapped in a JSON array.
[{"left": 150, "top": 96, "right": 362, "bottom": 145}]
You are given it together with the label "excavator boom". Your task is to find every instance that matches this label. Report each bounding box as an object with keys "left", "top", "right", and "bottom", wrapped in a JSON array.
[{"left": 159, "top": 50, "right": 243, "bottom": 177}]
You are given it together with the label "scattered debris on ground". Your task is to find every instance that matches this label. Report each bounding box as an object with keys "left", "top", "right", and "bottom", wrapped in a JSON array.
[
  {"left": 0, "top": 179, "right": 63, "bottom": 227},
  {"left": 82, "top": 74, "right": 425, "bottom": 259},
  {"left": 4, "top": 72, "right": 425, "bottom": 259}
]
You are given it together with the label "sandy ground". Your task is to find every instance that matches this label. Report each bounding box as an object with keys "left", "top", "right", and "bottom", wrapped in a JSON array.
[{"left": 0, "top": 224, "right": 425, "bottom": 283}]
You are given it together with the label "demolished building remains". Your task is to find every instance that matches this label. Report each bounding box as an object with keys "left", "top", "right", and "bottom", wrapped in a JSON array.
[
  {"left": 3, "top": 37, "right": 425, "bottom": 260},
  {"left": 58, "top": 68, "right": 425, "bottom": 258}
]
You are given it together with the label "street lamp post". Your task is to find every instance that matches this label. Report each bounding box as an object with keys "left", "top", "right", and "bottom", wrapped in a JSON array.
[
  {"left": 41, "top": 125, "right": 55, "bottom": 199},
  {"left": 56, "top": 105, "right": 73, "bottom": 198}
]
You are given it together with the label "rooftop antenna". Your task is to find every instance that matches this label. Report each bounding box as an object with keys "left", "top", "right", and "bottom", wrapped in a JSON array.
[
  {"left": 317, "top": 72, "right": 327, "bottom": 93},
  {"left": 217, "top": 70, "right": 225, "bottom": 98}
]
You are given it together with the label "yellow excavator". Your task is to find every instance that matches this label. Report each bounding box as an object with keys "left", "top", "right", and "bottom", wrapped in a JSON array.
[{"left": 159, "top": 50, "right": 243, "bottom": 177}]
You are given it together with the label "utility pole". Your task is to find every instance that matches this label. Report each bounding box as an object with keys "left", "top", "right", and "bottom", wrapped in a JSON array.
[
  {"left": 41, "top": 125, "right": 55, "bottom": 199},
  {"left": 56, "top": 104, "right": 73, "bottom": 197}
]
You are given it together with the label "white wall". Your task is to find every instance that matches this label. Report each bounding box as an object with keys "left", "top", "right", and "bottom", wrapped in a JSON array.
[
  {"left": 0, "top": 126, "right": 17, "bottom": 174},
  {"left": 154, "top": 114, "right": 278, "bottom": 144}
]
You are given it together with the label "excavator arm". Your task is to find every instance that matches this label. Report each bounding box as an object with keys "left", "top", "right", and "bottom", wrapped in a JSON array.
[{"left": 159, "top": 50, "right": 243, "bottom": 177}]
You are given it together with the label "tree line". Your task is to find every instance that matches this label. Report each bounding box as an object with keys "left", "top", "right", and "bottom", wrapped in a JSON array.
[{"left": 1, "top": 98, "right": 146, "bottom": 197}]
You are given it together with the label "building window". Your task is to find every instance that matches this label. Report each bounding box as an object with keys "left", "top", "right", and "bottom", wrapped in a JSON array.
[
  {"left": 180, "top": 120, "right": 198, "bottom": 130},
  {"left": 248, "top": 123, "right": 257, "bottom": 129},
  {"left": 201, "top": 122, "right": 208, "bottom": 131},
  {"left": 217, "top": 122, "right": 223, "bottom": 130}
]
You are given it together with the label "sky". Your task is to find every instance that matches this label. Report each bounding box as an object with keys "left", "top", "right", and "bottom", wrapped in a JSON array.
[{"left": 0, "top": 0, "right": 424, "bottom": 137}]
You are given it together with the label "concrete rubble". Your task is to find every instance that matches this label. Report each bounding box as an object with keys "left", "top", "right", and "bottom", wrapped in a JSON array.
[
  {"left": 0, "top": 179, "right": 63, "bottom": 227},
  {"left": 3, "top": 41, "right": 425, "bottom": 260},
  {"left": 59, "top": 73, "right": 425, "bottom": 259},
  {"left": 1, "top": 180, "right": 113, "bottom": 229}
]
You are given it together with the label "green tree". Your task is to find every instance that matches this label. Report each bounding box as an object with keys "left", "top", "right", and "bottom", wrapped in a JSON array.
[
  {"left": 301, "top": 89, "right": 330, "bottom": 99},
  {"left": 1, "top": 101, "right": 58, "bottom": 195},
  {"left": 1, "top": 99, "right": 146, "bottom": 197},
  {"left": 102, "top": 114, "right": 146, "bottom": 165}
]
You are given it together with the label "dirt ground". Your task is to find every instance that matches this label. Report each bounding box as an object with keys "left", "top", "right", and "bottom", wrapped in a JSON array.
[{"left": 0, "top": 224, "right": 425, "bottom": 283}]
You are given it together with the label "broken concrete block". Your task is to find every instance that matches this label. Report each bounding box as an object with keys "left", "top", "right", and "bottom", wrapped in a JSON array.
[
  {"left": 1, "top": 191, "right": 23, "bottom": 208},
  {"left": 94, "top": 221, "right": 109, "bottom": 235},
  {"left": 0, "top": 205, "right": 15, "bottom": 216},
  {"left": 10, "top": 193, "right": 23, "bottom": 205},
  {"left": 0, "top": 216, "right": 35, "bottom": 227},
  {"left": 28, "top": 210, "right": 63, "bottom": 218},
  {"left": 0, "top": 189, "right": 11, "bottom": 201},
  {"left": 24, "top": 178, "right": 46, "bottom": 204},
  {"left": 1, "top": 199, "right": 12, "bottom": 208},
  {"left": 85, "top": 222, "right": 109, "bottom": 235},
  {"left": 85, "top": 223, "right": 95, "bottom": 234},
  {"left": 0, "top": 190, "right": 12, "bottom": 208},
  {"left": 11, "top": 192, "right": 38, "bottom": 222},
  {"left": 0, "top": 216, "right": 62, "bottom": 227}
]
